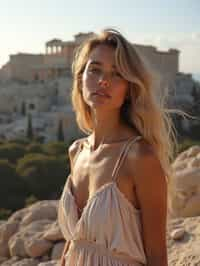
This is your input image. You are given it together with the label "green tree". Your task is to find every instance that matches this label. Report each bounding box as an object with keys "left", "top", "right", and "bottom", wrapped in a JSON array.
[
  {"left": 42, "top": 142, "right": 68, "bottom": 156},
  {"left": 177, "top": 138, "right": 200, "bottom": 155},
  {"left": 191, "top": 85, "right": 200, "bottom": 115},
  {"left": 21, "top": 101, "right": 26, "bottom": 116},
  {"left": 26, "top": 143, "right": 43, "bottom": 154},
  {"left": 27, "top": 113, "right": 34, "bottom": 140},
  {"left": 8, "top": 138, "right": 30, "bottom": 146},
  {"left": 57, "top": 119, "right": 65, "bottom": 141},
  {"left": 0, "top": 160, "right": 29, "bottom": 210},
  {"left": 17, "top": 153, "right": 68, "bottom": 199},
  {"left": 0, "top": 143, "right": 26, "bottom": 164},
  {"left": 0, "top": 208, "right": 12, "bottom": 220}
]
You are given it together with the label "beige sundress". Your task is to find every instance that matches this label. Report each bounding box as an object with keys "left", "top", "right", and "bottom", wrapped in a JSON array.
[{"left": 58, "top": 136, "right": 147, "bottom": 265}]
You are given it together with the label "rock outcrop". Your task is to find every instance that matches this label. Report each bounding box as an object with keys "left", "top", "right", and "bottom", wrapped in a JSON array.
[
  {"left": 167, "top": 216, "right": 200, "bottom": 265},
  {"left": 0, "top": 201, "right": 61, "bottom": 265},
  {"left": 0, "top": 201, "right": 200, "bottom": 265},
  {"left": 171, "top": 145, "right": 200, "bottom": 217},
  {"left": 0, "top": 145, "right": 199, "bottom": 265}
]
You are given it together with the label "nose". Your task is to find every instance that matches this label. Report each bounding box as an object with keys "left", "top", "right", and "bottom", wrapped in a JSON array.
[{"left": 98, "top": 74, "right": 110, "bottom": 88}]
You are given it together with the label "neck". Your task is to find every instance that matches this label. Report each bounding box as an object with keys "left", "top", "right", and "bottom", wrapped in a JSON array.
[{"left": 89, "top": 109, "right": 132, "bottom": 150}]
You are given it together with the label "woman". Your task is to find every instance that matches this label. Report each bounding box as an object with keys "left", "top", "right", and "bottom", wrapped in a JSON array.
[{"left": 58, "top": 28, "right": 173, "bottom": 265}]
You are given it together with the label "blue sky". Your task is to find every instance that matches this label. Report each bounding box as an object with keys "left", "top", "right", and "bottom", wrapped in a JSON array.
[{"left": 1, "top": 0, "right": 200, "bottom": 79}]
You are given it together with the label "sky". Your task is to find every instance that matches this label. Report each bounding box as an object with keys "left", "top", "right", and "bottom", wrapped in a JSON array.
[{"left": 0, "top": 0, "right": 200, "bottom": 80}]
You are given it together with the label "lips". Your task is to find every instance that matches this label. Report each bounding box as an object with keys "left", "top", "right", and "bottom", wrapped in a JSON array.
[{"left": 92, "top": 91, "right": 111, "bottom": 98}]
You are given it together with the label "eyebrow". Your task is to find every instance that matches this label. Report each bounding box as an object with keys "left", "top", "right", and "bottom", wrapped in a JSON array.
[{"left": 89, "top": 60, "right": 116, "bottom": 69}]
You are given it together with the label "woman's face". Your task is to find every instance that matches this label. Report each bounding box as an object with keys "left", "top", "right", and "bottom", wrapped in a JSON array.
[{"left": 81, "top": 44, "right": 129, "bottom": 111}]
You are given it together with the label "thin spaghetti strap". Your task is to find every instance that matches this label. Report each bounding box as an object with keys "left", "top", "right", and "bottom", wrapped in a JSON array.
[
  {"left": 111, "top": 136, "right": 142, "bottom": 182},
  {"left": 111, "top": 137, "right": 133, "bottom": 179}
]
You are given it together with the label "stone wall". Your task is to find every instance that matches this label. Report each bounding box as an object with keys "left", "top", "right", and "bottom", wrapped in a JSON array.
[
  {"left": 9, "top": 53, "right": 44, "bottom": 81},
  {"left": 0, "top": 32, "right": 179, "bottom": 86},
  {"left": 0, "top": 62, "right": 12, "bottom": 81}
]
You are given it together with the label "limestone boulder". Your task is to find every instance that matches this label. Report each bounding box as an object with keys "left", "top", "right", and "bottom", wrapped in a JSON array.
[
  {"left": 0, "top": 220, "right": 6, "bottom": 226},
  {"left": 1, "top": 257, "right": 39, "bottom": 266},
  {"left": 170, "top": 228, "right": 185, "bottom": 240},
  {"left": 10, "top": 258, "right": 39, "bottom": 266},
  {"left": 19, "top": 201, "right": 58, "bottom": 227},
  {"left": 0, "top": 200, "right": 63, "bottom": 264},
  {"left": 167, "top": 216, "right": 200, "bottom": 265},
  {"left": 38, "top": 260, "right": 59, "bottom": 266},
  {"left": 0, "top": 221, "right": 19, "bottom": 257},
  {"left": 51, "top": 242, "right": 65, "bottom": 260},
  {"left": 0, "top": 256, "right": 8, "bottom": 264},
  {"left": 1, "top": 256, "right": 20, "bottom": 265},
  {"left": 25, "top": 236, "right": 53, "bottom": 258},
  {"left": 8, "top": 236, "right": 26, "bottom": 258},
  {"left": 0, "top": 197, "right": 199, "bottom": 265},
  {"left": 43, "top": 220, "right": 63, "bottom": 241},
  {"left": 8, "top": 219, "right": 53, "bottom": 258},
  {"left": 8, "top": 208, "right": 27, "bottom": 224},
  {"left": 171, "top": 145, "right": 200, "bottom": 217},
  {"left": 0, "top": 221, "right": 19, "bottom": 241},
  {"left": 0, "top": 240, "right": 10, "bottom": 258}
]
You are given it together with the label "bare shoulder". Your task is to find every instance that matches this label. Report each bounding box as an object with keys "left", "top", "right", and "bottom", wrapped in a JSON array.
[
  {"left": 126, "top": 138, "right": 166, "bottom": 186},
  {"left": 127, "top": 138, "right": 155, "bottom": 160},
  {"left": 68, "top": 137, "right": 85, "bottom": 163}
]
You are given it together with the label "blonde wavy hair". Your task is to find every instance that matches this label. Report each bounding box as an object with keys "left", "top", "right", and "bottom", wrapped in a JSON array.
[{"left": 71, "top": 28, "right": 177, "bottom": 188}]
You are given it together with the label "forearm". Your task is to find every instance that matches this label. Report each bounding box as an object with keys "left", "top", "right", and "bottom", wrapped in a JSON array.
[{"left": 146, "top": 254, "right": 168, "bottom": 266}]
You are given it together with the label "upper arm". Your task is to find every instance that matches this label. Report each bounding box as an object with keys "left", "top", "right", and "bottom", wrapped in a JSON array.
[
  {"left": 68, "top": 138, "right": 83, "bottom": 173},
  {"left": 58, "top": 138, "right": 83, "bottom": 237},
  {"left": 129, "top": 142, "right": 168, "bottom": 265}
]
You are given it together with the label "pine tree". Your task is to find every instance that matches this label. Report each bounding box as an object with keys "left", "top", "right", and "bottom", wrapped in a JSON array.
[
  {"left": 57, "top": 119, "right": 64, "bottom": 141},
  {"left": 21, "top": 101, "right": 26, "bottom": 116},
  {"left": 27, "top": 113, "right": 33, "bottom": 139},
  {"left": 191, "top": 85, "right": 200, "bottom": 115}
]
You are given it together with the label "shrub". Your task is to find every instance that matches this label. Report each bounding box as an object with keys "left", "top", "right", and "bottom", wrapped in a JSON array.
[
  {"left": 57, "top": 119, "right": 65, "bottom": 141},
  {"left": 177, "top": 138, "right": 200, "bottom": 155},
  {"left": 0, "top": 143, "right": 26, "bottom": 164},
  {"left": 26, "top": 143, "right": 44, "bottom": 154},
  {"left": 7, "top": 138, "right": 31, "bottom": 146},
  {"left": 42, "top": 142, "right": 68, "bottom": 156},
  {"left": 0, "top": 208, "right": 12, "bottom": 220},
  {"left": 27, "top": 113, "right": 33, "bottom": 139},
  {"left": 17, "top": 153, "right": 69, "bottom": 199},
  {"left": 0, "top": 160, "right": 29, "bottom": 210},
  {"left": 25, "top": 195, "right": 38, "bottom": 207},
  {"left": 188, "top": 123, "right": 200, "bottom": 140}
]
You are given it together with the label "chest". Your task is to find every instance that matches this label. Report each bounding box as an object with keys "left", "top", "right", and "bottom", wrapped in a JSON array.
[
  {"left": 71, "top": 145, "right": 140, "bottom": 211},
  {"left": 73, "top": 146, "right": 120, "bottom": 188}
]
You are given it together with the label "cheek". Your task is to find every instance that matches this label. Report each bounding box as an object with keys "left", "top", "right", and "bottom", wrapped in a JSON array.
[
  {"left": 111, "top": 81, "right": 128, "bottom": 103},
  {"left": 81, "top": 74, "right": 96, "bottom": 103},
  {"left": 82, "top": 72, "right": 96, "bottom": 91},
  {"left": 85, "top": 79, "right": 94, "bottom": 91}
]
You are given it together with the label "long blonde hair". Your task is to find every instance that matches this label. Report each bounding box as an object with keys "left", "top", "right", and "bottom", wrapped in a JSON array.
[{"left": 71, "top": 28, "right": 177, "bottom": 185}]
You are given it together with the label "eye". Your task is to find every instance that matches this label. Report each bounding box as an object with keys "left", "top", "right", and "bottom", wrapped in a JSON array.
[{"left": 88, "top": 67, "right": 101, "bottom": 74}]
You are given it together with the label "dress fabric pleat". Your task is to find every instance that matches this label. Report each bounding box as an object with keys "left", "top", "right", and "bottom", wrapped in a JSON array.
[{"left": 58, "top": 136, "right": 147, "bottom": 266}]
